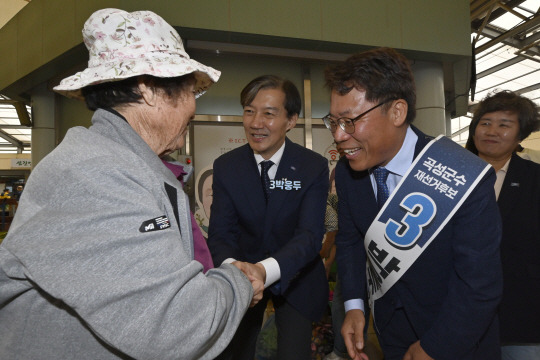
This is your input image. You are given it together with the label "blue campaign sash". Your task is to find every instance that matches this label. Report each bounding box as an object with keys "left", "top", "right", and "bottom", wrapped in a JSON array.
[{"left": 365, "top": 135, "right": 491, "bottom": 309}]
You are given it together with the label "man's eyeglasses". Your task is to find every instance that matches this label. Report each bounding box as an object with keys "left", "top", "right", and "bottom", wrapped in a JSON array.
[{"left": 323, "top": 98, "right": 396, "bottom": 134}]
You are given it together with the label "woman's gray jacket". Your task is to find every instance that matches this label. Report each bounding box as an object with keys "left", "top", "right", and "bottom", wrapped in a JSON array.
[{"left": 0, "top": 109, "right": 252, "bottom": 360}]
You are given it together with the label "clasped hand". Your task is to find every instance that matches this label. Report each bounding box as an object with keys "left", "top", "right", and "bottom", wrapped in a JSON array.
[{"left": 232, "top": 261, "right": 266, "bottom": 307}]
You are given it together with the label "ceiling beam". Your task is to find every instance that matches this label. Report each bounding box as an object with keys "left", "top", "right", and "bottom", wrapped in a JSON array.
[
  {"left": 471, "top": 0, "right": 528, "bottom": 30},
  {"left": 0, "top": 124, "right": 31, "bottom": 129},
  {"left": 515, "top": 82, "right": 540, "bottom": 95},
  {"left": 472, "top": 1, "right": 498, "bottom": 47},
  {"left": 0, "top": 99, "right": 32, "bottom": 126},
  {"left": 474, "top": 25, "right": 540, "bottom": 56},
  {"left": 498, "top": 2, "right": 529, "bottom": 21},
  {"left": 480, "top": 68, "right": 539, "bottom": 95},
  {"left": 521, "top": 30, "right": 540, "bottom": 48},
  {"left": 476, "top": 56, "right": 525, "bottom": 78},
  {"left": 0, "top": 144, "right": 30, "bottom": 148},
  {"left": 470, "top": 0, "right": 500, "bottom": 20},
  {"left": 475, "top": 14, "right": 540, "bottom": 54},
  {"left": 452, "top": 124, "right": 470, "bottom": 138},
  {"left": 0, "top": 129, "right": 24, "bottom": 149}
]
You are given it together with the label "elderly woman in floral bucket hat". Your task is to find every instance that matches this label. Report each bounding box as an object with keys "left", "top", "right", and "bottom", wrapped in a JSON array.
[{"left": 0, "top": 8, "right": 262, "bottom": 360}]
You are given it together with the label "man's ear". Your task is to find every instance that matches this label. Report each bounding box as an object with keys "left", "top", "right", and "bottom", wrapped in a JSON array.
[
  {"left": 286, "top": 114, "right": 298, "bottom": 132},
  {"left": 391, "top": 99, "right": 408, "bottom": 127},
  {"left": 138, "top": 78, "right": 157, "bottom": 106}
]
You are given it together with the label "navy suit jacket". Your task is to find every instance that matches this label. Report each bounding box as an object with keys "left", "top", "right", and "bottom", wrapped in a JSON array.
[
  {"left": 208, "top": 137, "right": 329, "bottom": 321},
  {"left": 335, "top": 126, "right": 503, "bottom": 360},
  {"left": 498, "top": 153, "right": 540, "bottom": 343}
]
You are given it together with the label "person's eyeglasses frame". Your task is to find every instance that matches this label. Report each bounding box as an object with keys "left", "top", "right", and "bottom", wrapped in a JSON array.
[{"left": 323, "top": 98, "right": 397, "bottom": 134}]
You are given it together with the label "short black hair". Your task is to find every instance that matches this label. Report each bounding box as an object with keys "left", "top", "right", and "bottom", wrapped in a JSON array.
[
  {"left": 324, "top": 47, "right": 416, "bottom": 123},
  {"left": 240, "top": 75, "right": 301, "bottom": 118},
  {"left": 466, "top": 90, "right": 540, "bottom": 154},
  {"left": 82, "top": 74, "right": 196, "bottom": 111}
]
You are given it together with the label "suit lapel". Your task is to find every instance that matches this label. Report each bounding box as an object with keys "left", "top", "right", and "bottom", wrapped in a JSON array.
[
  {"left": 411, "top": 125, "right": 432, "bottom": 158},
  {"left": 354, "top": 170, "right": 379, "bottom": 233},
  {"left": 263, "top": 139, "right": 298, "bottom": 234},
  {"left": 497, "top": 155, "right": 522, "bottom": 217}
]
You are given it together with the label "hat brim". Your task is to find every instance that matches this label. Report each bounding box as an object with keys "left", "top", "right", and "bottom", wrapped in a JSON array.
[{"left": 53, "top": 56, "right": 220, "bottom": 100}]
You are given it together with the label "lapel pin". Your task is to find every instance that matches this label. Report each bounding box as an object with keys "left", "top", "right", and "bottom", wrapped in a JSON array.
[{"left": 510, "top": 182, "right": 520, "bottom": 187}]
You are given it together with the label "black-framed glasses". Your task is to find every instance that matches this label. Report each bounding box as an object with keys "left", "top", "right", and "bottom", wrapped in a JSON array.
[{"left": 323, "top": 98, "right": 396, "bottom": 134}]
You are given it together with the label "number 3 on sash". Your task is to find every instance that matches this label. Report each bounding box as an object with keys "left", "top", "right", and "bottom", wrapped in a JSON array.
[{"left": 384, "top": 192, "right": 436, "bottom": 250}]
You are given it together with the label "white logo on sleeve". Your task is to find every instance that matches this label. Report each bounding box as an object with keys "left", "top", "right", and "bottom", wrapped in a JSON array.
[{"left": 139, "top": 215, "right": 170, "bottom": 232}]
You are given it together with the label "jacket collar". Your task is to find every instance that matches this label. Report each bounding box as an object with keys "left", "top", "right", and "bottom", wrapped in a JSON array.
[
  {"left": 89, "top": 109, "right": 179, "bottom": 185},
  {"left": 497, "top": 153, "right": 522, "bottom": 216}
]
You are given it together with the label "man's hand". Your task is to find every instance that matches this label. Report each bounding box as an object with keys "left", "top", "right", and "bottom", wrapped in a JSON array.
[
  {"left": 342, "top": 309, "right": 369, "bottom": 360},
  {"left": 232, "top": 261, "right": 266, "bottom": 307},
  {"left": 320, "top": 231, "right": 337, "bottom": 259},
  {"left": 246, "top": 274, "right": 264, "bottom": 307},
  {"left": 403, "top": 340, "right": 433, "bottom": 360},
  {"left": 320, "top": 231, "right": 337, "bottom": 279},
  {"left": 232, "top": 261, "right": 266, "bottom": 282}
]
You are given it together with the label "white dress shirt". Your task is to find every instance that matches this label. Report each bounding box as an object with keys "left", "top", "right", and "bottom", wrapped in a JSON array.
[{"left": 494, "top": 157, "right": 511, "bottom": 201}]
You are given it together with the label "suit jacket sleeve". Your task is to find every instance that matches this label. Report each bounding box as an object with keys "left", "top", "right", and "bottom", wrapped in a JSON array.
[
  {"left": 334, "top": 159, "right": 369, "bottom": 303},
  {"left": 207, "top": 157, "right": 243, "bottom": 265},
  {"left": 497, "top": 154, "right": 540, "bottom": 343},
  {"left": 421, "top": 169, "right": 503, "bottom": 359}
]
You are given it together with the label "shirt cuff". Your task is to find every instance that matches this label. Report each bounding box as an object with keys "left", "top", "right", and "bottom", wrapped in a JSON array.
[
  {"left": 344, "top": 299, "right": 365, "bottom": 314},
  {"left": 222, "top": 258, "right": 235, "bottom": 265},
  {"left": 258, "top": 257, "right": 280, "bottom": 288}
]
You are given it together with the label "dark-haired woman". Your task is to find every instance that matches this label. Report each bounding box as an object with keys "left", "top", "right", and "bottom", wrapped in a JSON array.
[{"left": 466, "top": 90, "right": 540, "bottom": 360}]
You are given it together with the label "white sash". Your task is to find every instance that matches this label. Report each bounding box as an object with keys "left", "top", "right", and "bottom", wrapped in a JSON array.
[{"left": 365, "top": 135, "right": 491, "bottom": 311}]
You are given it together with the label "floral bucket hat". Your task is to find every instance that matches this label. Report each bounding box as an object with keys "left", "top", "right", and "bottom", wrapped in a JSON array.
[{"left": 53, "top": 8, "right": 220, "bottom": 99}]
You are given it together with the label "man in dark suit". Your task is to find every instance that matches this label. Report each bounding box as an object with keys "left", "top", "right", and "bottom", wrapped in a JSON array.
[
  {"left": 323, "top": 48, "right": 503, "bottom": 360},
  {"left": 208, "top": 75, "right": 329, "bottom": 360}
]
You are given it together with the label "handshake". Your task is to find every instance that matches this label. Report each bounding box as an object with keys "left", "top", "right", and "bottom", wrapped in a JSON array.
[{"left": 232, "top": 261, "right": 266, "bottom": 307}]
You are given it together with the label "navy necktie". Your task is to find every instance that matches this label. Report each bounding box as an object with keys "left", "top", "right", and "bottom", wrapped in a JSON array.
[
  {"left": 260, "top": 160, "right": 273, "bottom": 203},
  {"left": 373, "top": 167, "right": 390, "bottom": 209}
]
